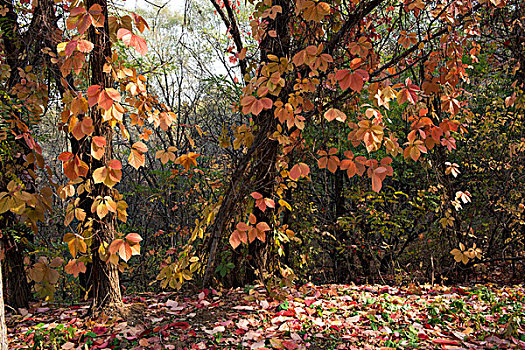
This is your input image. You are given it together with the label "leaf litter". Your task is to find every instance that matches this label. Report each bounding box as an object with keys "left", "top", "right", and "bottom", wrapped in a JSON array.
[{"left": 7, "top": 283, "right": 525, "bottom": 349}]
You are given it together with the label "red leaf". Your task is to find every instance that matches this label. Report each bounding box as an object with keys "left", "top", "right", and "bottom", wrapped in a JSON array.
[
  {"left": 58, "top": 152, "right": 73, "bottom": 162},
  {"left": 117, "top": 28, "right": 148, "bottom": 55},
  {"left": 432, "top": 338, "right": 459, "bottom": 345},
  {"left": 126, "top": 233, "right": 142, "bottom": 244},
  {"left": 282, "top": 340, "right": 298, "bottom": 350},
  {"left": 251, "top": 192, "right": 263, "bottom": 199},
  {"left": 289, "top": 164, "right": 301, "bottom": 180},
  {"left": 170, "top": 321, "right": 190, "bottom": 330},
  {"left": 107, "top": 159, "right": 122, "bottom": 170},
  {"left": 236, "top": 222, "right": 250, "bottom": 232},
  {"left": 92, "top": 136, "right": 107, "bottom": 147},
  {"left": 256, "top": 222, "right": 271, "bottom": 231},
  {"left": 77, "top": 40, "right": 94, "bottom": 53}
]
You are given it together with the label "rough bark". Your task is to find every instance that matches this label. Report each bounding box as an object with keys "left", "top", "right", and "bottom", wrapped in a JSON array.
[
  {"left": 203, "top": 0, "right": 291, "bottom": 286},
  {"left": 0, "top": 0, "right": 59, "bottom": 309},
  {"left": 0, "top": 253, "right": 8, "bottom": 350},
  {"left": 2, "top": 231, "right": 29, "bottom": 309},
  {"left": 332, "top": 170, "right": 347, "bottom": 282},
  {"left": 86, "top": 0, "right": 123, "bottom": 311}
]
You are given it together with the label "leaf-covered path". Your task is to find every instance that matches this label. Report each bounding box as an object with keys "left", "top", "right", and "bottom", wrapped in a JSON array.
[{"left": 8, "top": 283, "right": 525, "bottom": 349}]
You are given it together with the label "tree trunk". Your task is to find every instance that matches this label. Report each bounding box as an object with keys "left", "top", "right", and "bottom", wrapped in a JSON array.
[
  {"left": 203, "top": 0, "right": 291, "bottom": 287},
  {"left": 2, "top": 232, "right": 29, "bottom": 309},
  {"left": 0, "top": 0, "right": 30, "bottom": 310},
  {"left": 332, "top": 170, "right": 347, "bottom": 282},
  {"left": 86, "top": 0, "right": 122, "bottom": 311},
  {"left": 0, "top": 252, "right": 8, "bottom": 350},
  {"left": 0, "top": 0, "right": 61, "bottom": 310}
]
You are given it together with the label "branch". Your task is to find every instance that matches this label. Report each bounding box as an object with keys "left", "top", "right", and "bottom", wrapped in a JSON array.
[
  {"left": 326, "top": 0, "right": 385, "bottom": 54},
  {"left": 208, "top": 0, "right": 247, "bottom": 79}
]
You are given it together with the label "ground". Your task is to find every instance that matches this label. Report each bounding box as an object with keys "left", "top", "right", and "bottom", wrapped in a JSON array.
[{"left": 7, "top": 283, "right": 525, "bottom": 349}]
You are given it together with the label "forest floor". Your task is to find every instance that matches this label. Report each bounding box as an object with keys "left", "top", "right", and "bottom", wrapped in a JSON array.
[{"left": 7, "top": 283, "right": 525, "bottom": 349}]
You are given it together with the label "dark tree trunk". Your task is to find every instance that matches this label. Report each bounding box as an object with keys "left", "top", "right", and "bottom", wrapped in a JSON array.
[
  {"left": 86, "top": 0, "right": 122, "bottom": 311},
  {"left": 0, "top": 252, "right": 8, "bottom": 350},
  {"left": 2, "top": 231, "right": 29, "bottom": 309},
  {"left": 332, "top": 170, "right": 347, "bottom": 282},
  {"left": 0, "top": 0, "right": 29, "bottom": 310},
  {"left": 202, "top": 0, "right": 292, "bottom": 287}
]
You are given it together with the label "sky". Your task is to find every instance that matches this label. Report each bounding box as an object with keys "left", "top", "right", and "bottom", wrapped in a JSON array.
[{"left": 123, "top": 0, "right": 185, "bottom": 13}]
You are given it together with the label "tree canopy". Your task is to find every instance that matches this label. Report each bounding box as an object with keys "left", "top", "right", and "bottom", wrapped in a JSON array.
[{"left": 0, "top": 0, "right": 524, "bottom": 348}]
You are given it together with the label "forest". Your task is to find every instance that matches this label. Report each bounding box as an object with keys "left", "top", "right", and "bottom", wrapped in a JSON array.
[{"left": 0, "top": 0, "right": 524, "bottom": 348}]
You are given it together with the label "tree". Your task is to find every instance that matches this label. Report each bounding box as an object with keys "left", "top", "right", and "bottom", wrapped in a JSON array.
[
  {"left": 57, "top": 0, "right": 190, "bottom": 311},
  {"left": 0, "top": 256, "right": 7, "bottom": 350},
  {"left": 0, "top": 0, "right": 58, "bottom": 308},
  {"left": 197, "top": 0, "right": 514, "bottom": 287}
]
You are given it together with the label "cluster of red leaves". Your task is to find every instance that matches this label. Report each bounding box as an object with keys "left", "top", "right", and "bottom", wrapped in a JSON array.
[{"left": 8, "top": 284, "right": 525, "bottom": 349}]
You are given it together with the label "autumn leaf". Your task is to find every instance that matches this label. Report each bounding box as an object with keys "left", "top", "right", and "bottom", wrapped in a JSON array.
[
  {"left": 28, "top": 258, "right": 60, "bottom": 285},
  {"left": 394, "top": 78, "right": 420, "bottom": 104},
  {"left": 66, "top": 4, "right": 104, "bottom": 34},
  {"left": 318, "top": 148, "right": 340, "bottom": 173},
  {"left": 251, "top": 192, "right": 275, "bottom": 212},
  {"left": 91, "top": 136, "right": 107, "bottom": 160},
  {"left": 93, "top": 160, "right": 122, "bottom": 187},
  {"left": 175, "top": 152, "right": 199, "bottom": 171},
  {"left": 64, "top": 39, "right": 94, "bottom": 57},
  {"left": 340, "top": 151, "right": 357, "bottom": 178},
  {"left": 107, "top": 235, "right": 141, "bottom": 263},
  {"left": 58, "top": 152, "right": 89, "bottom": 181},
  {"left": 398, "top": 30, "right": 418, "bottom": 48},
  {"left": 155, "top": 147, "right": 177, "bottom": 164},
  {"left": 117, "top": 28, "right": 148, "bottom": 55},
  {"left": 240, "top": 95, "right": 273, "bottom": 115},
  {"left": 64, "top": 259, "right": 87, "bottom": 277},
  {"left": 301, "top": 1, "right": 330, "bottom": 22},
  {"left": 229, "top": 230, "right": 246, "bottom": 249},
  {"left": 129, "top": 141, "right": 148, "bottom": 169},
  {"left": 451, "top": 243, "right": 469, "bottom": 264},
  {"left": 131, "top": 12, "right": 150, "bottom": 33},
  {"left": 441, "top": 94, "right": 461, "bottom": 115},
  {"left": 403, "top": 130, "right": 427, "bottom": 161},
  {"left": 348, "top": 37, "right": 372, "bottom": 57},
  {"left": 63, "top": 233, "right": 88, "bottom": 258},
  {"left": 87, "top": 84, "right": 102, "bottom": 107},
  {"left": 289, "top": 162, "right": 310, "bottom": 181},
  {"left": 335, "top": 69, "right": 369, "bottom": 92},
  {"left": 97, "top": 88, "right": 120, "bottom": 111},
  {"left": 324, "top": 108, "right": 347, "bottom": 122}
]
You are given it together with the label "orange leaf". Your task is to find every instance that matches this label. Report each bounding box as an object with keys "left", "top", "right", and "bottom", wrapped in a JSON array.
[
  {"left": 108, "top": 159, "right": 122, "bottom": 170},
  {"left": 251, "top": 192, "right": 263, "bottom": 199},
  {"left": 324, "top": 108, "right": 347, "bottom": 122},
  {"left": 126, "top": 233, "right": 142, "bottom": 244},
  {"left": 93, "top": 166, "right": 108, "bottom": 184},
  {"left": 109, "top": 239, "right": 124, "bottom": 255},
  {"left": 77, "top": 40, "right": 94, "bottom": 53},
  {"left": 236, "top": 222, "right": 250, "bottom": 232},
  {"left": 289, "top": 162, "right": 309, "bottom": 180},
  {"left": 81, "top": 117, "right": 94, "bottom": 136},
  {"left": 348, "top": 69, "right": 369, "bottom": 92},
  {"left": 131, "top": 12, "right": 150, "bottom": 33},
  {"left": 129, "top": 149, "right": 145, "bottom": 169},
  {"left": 117, "top": 28, "right": 148, "bottom": 55},
  {"left": 64, "top": 259, "right": 87, "bottom": 277},
  {"left": 91, "top": 137, "right": 106, "bottom": 160},
  {"left": 87, "top": 85, "right": 102, "bottom": 107},
  {"left": 256, "top": 222, "right": 271, "bottom": 231},
  {"left": 175, "top": 152, "right": 199, "bottom": 171},
  {"left": 229, "top": 230, "right": 245, "bottom": 249}
]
